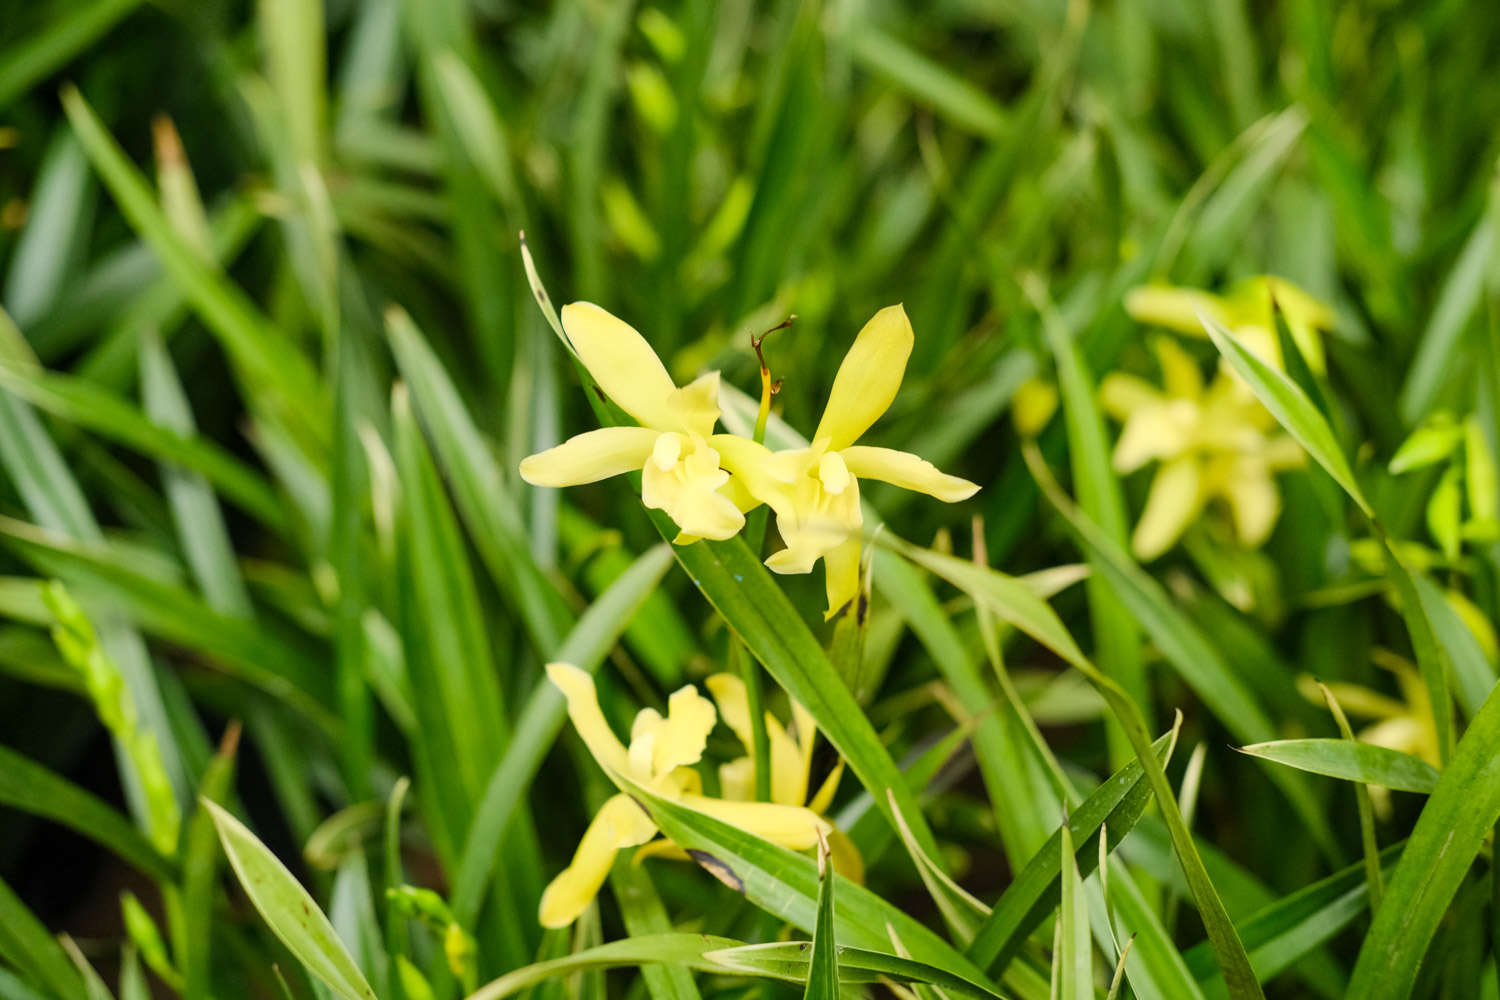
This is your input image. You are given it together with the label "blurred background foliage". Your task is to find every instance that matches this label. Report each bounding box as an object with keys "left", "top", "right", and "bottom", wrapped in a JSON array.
[{"left": 1, "top": 0, "right": 1499, "bottom": 998}]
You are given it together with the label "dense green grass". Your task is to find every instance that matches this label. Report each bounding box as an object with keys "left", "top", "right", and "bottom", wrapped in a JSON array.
[{"left": 2, "top": 1, "right": 1499, "bottom": 999}]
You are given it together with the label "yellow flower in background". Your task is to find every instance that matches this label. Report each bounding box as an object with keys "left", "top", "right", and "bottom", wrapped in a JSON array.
[
  {"left": 538, "top": 663, "right": 830, "bottom": 928},
  {"left": 719, "top": 305, "right": 979, "bottom": 616},
  {"left": 1101, "top": 337, "right": 1304, "bottom": 560},
  {"left": 1126, "top": 275, "right": 1335, "bottom": 374},
  {"left": 519, "top": 303, "right": 746, "bottom": 542}
]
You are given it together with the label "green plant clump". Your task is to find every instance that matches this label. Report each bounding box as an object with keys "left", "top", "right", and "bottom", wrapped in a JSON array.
[{"left": 1, "top": 3, "right": 1499, "bottom": 1000}]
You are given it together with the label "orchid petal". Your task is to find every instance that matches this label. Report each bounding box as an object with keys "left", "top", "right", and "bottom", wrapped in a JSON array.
[
  {"left": 538, "top": 794, "right": 657, "bottom": 928},
  {"left": 640, "top": 434, "right": 744, "bottom": 541},
  {"left": 632, "top": 838, "right": 692, "bottom": 864},
  {"left": 704, "top": 674, "right": 807, "bottom": 806},
  {"left": 664, "top": 370, "right": 724, "bottom": 439},
  {"left": 678, "top": 793, "right": 830, "bottom": 850},
  {"left": 1220, "top": 459, "right": 1280, "bottom": 549},
  {"left": 1131, "top": 455, "right": 1203, "bottom": 560},
  {"left": 644, "top": 684, "right": 717, "bottom": 775},
  {"left": 1124, "top": 284, "right": 1230, "bottom": 334},
  {"left": 1153, "top": 336, "right": 1203, "bottom": 400},
  {"left": 519, "top": 426, "right": 660, "bottom": 487},
  {"left": 1112, "top": 400, "right": 1196, "bottom": 474},
  {"left": 560, "top": 302, "right": 679, "bottom": 429},
  {"left": 1098, "top": 373, "right": 1163, "bottom": 419},
  {"left": 813, "top": 304, "right": 914, "bottom": 449},
  {"left": 841, "top": 446, "right": 978, "bottom": 502},
  {"left": 545, "top": 663, "right": 632, "bottom": 777},
  {"left": 822, "top": 536, "right": 863, "bottom": 620}
]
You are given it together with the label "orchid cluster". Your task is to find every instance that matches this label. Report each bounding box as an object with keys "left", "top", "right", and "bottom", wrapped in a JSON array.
[
  {"left": 519, "top": 302, "right": 975, "bottom": 928},
  {"left": 1100, "top": 277, "right": 1335, "bottom": 560},
  {"left": 519, "top": 301, "right": 979, "bottom": 616}
]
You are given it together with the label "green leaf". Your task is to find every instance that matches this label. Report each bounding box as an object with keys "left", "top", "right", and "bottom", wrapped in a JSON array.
[
  {"left": 1057, "top": 823, "right": 1092, "bottom": 1000},
  {"left": 467, "top": 935, "right": 742, "bottom": 1000},
  {"left": 0, "top": 0, "right": 142, "bottom": 107},
  {"left": 886, "top": 789, "right": 990, "bottom": 945},
  {"left": 803, "top": 839, "right": 839, "bottom": 1000},
  {"left": 450, "top": 542, "right": 676, "bottom": 925},
  {"left": 651, "top": 519, "right": 941, "bottom": 861},
  {"left": 386, "top": 306, "right": 573, "bottom": 655},
  {"left": 617, "top": 773, "right": 1004, "bottom": 994},
  {"left": 706, "top": 943, "right": 1006, "bottom": 1000},
  {"left": 1020, "top": 456, "right": 1335, "bottom": 853},
  {"left": 901, "top": 487, "right": 1265, "bottom": 1000},
  {"left": 60, "top": 85, "right": 324, "bottom": 451},
  {"left": 966, "top": 728, "right": 1177, "bottom": 974},
  {"left": 608, "top": 859, "right": 703, "bottom": 1000},
  {"left": 0, "top": 516, "right": 338, "bottom": 732},
  {"left": 0, "top": 743, "right": 174, "bottom": 883},
  {"left": 205, "top": 800, "right": 377, "bottom": 1000},
  {"left": 0, "top": 873, "right": 85, "bottom": 1000},
  {"left": 0, "top": 360, "right": 288, "bottom": 533},
  {"left": 139, "top": 333, "right": 254, "bottom": 615},
  {"left": 1200, "top": 314, "right": 1371, "bottom": 515},
  {"left": 1345, "top": 681, "right": 1500, "bottom": 998},
  {"left": 1237, "top": 739, "right": 1440, "bottom": 794},
  {"left": 1388, "top": 421, "right": 1464, "bottom": 474}
]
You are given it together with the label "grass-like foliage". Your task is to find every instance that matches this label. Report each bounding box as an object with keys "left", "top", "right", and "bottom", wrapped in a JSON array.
[{"left": 1, "top": 2, "right": 1499, "bottom": 1000}]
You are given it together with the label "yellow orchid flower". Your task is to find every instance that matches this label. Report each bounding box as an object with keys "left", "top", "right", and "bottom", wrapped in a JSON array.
[
  {"left": 719, "top": 305, "right": 979, "bottom": 615},
  {"left": 633, "top": 673, "right": 864, "bottom": 881},
  {"left": 1101, "top": 337, "right": 1304, "bottom": 560},
  {"left": 519, "top": 302, "right": 747, "bottom": 542},
  {"left": 538, "top": 663, "right": 831, "bottom": 928},
  {"left": 1125, "top": 275, "right": 1334, "bottom": 374}
]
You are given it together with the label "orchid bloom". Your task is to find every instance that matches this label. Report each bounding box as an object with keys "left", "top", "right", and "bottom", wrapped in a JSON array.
[
  {"left": 1101, "top": 337, "right": 1304, "bottom": 560},
  {"left": 720, "top": 305, "right": 979, "bottom": 615},
  {"left": 519, "top": 303, "right": 746, "bottom": 542},
  {"left": 538, "top": 663, "right": 830, "bottom": 928},
  {"left": 1125, "top": 275, "right": 1334, "bottom": 374},
  {"left": 634, "top": 673, "right": 864, "bottom": 881}
]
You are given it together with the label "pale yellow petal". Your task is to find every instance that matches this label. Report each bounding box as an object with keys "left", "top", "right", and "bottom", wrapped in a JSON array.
[
  {"left": 560, "top": 302, "right": 678, "bottom": 428},
  {"left": 651, "top": 684, "right": 717, "bottom": 775},
  {"left": 538, "top": 794, "right": 657, "bottom": 928},
  {"left": 827, "top": 827, "right": 865, "bottom": 885},
  {"left": 1112, "top": 400, "right": 1197, "bottom": 474},
  {"left": 1219, "top": 459, "right": 1280, "bottom": 549},
  {"left": 1098, "top": 373, "right": 1163, "bottom": 420},
  {"left": 640, "top": 433, "right": 744, "bottom": 541},
  {"left": 1125, "top": 284, "right": 1230, "bottom": 334},
  {"left": 841, "top": 446, "right": 979, "bottom": 502},
  {"left": 712, "top": 434, "right": 793, "bottom": 518},
  {"left": 1131, "top": 456, "right": 1203, "bottom": 560},
  {"left": 718, "top": 756, "right": 756, "bottom": 801},
  {"left": 821, "top": 536, "right": 864, "bottom": 621},
  {"left": 678, "top": 793, "right": 830, "bottom": 850},
  {"left": 703, "top": 674, "right": 806, "bottom": 805},
  {"left": 664, "top": 370, "right": 723, "bottom": 439},
  {"left": 806, "top": 758, "right": 844, "bottom": 815},
  {"left": 1262, "top": 434, "right": 1305, "bottom": 470},
  {"left": 1012, "top": 377, "right": 1059, "bottom": 436},
  {"left": 545, "top": 663, "right": 631, "bottom": 777},
  {"left": 1264, "top": 276, "right": 1331, "bottom": 375},
  {"left": 632, "top": 838, "right": 692, "bottom": 864},
  {"left": 1153, "top": 336, "right": 1203, "bottom": 400},
  {"left": 519, "top": 426, "right": 660, "bottom": 486},
  {"left": 813, "top": 304, "right": 915, "bottom": 449}
]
